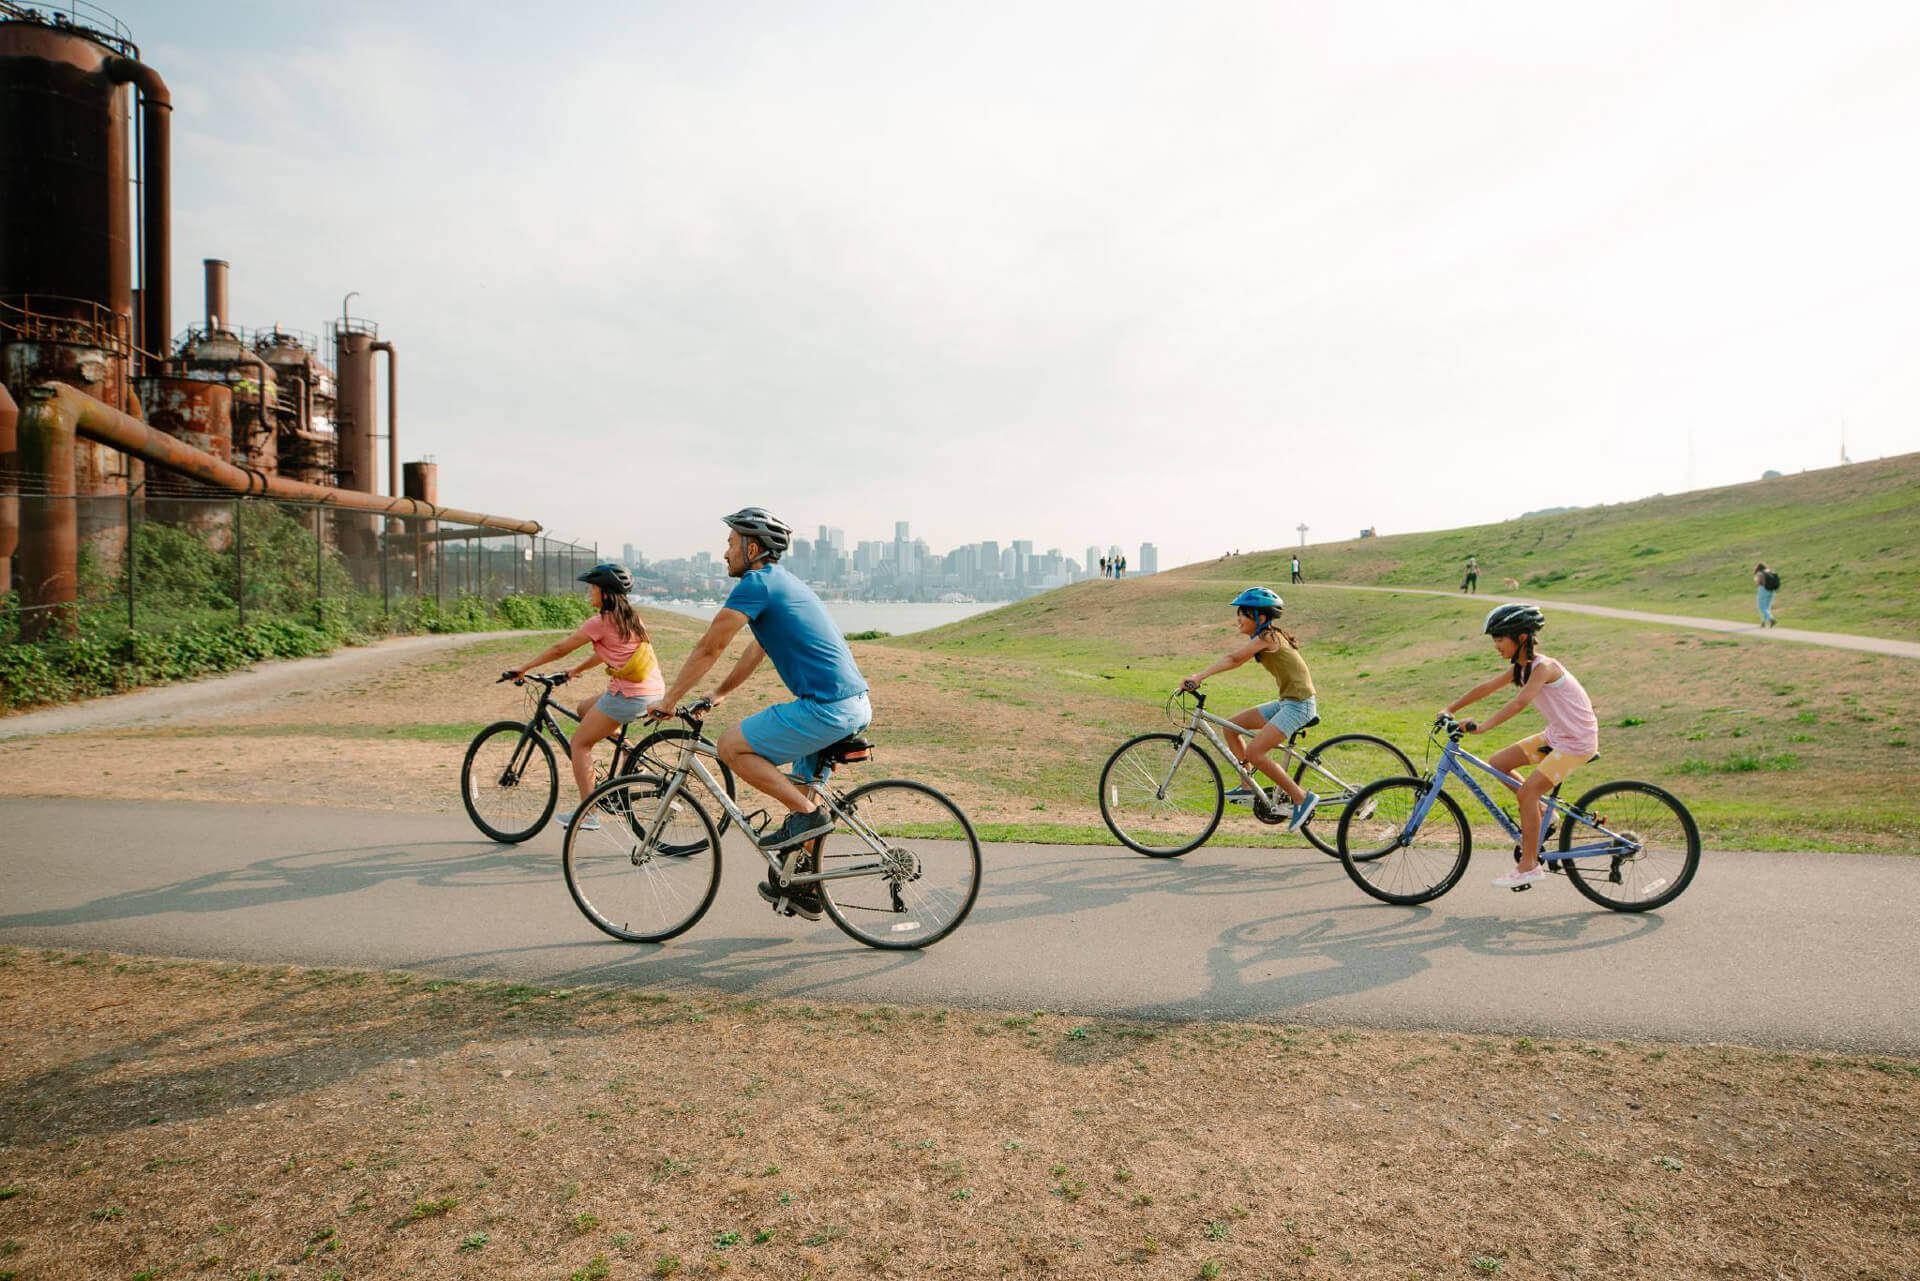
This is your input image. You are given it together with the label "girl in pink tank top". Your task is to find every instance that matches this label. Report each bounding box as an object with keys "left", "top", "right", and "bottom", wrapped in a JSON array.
[{"left": 1443, "top": 604, "right": 1600, "bottom": 889}]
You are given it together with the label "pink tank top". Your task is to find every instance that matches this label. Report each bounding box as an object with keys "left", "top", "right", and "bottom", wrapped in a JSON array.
[{"left": 1534, "top": 662, "right": 1599, "bottom": 756}]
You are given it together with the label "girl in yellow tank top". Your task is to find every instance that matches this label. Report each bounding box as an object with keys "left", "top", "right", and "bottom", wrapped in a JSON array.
[
  {"left": 504, "top": 562, "right": 663, "bottom": 826},
  {"left": 1180, "top": 587, "right": 1323, "bottom": 834}
]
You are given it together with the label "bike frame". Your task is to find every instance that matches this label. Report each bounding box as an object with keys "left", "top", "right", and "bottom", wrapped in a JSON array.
[
  {"left": 504, "top": 678, "right": 630, "bottom": 777},
  {"left": 1403, "top": 735, "right": 1636, "bottom": 863},
  {"left": 629, "top": 724, "right": 903, "bottom": 891},
  {"left": 1166, "top": 691, "right": 1336, "bottom": 801}
]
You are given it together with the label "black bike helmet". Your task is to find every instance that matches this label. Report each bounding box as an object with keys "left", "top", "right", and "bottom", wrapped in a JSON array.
[
  {"left": 1483, "top": 602, "right": 1545, "bottom": 637},
  {"left": 722, "top": 506, "right": 792, "bottom": 559},
  {"left": 576, "top": 561, "right": 634, "bottom": 593}
]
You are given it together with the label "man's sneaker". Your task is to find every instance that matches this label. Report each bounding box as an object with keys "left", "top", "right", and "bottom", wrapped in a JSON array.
[
  {"left": 557, "top": 808, "right": 600, "bottom": 832},
  {"left": 1492, "top": 865, "right": 1546, "bottom": 891},
  {"left": 757, "top": 808, "right": 834, "bottom": 851},
  {"left": 756, "top": 875, "right": 825, "bottom": 925},
  {"left": 1224, "top": 786, "right": 1256, "bottom": 806},
  {"left": 1285, "top": 791, "right": 1319, "bottom": 833}
]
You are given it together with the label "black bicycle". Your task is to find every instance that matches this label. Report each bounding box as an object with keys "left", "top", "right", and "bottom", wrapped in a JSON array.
[{"left": 460, "top": 672, "right": 739, "bottom": 843}]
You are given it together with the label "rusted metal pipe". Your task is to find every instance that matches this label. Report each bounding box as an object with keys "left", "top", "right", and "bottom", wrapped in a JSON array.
[
  {"left": 15, "top": 385, "right": 80, "bottom": 637},
  {"left": 103, "top": 56, "right": 169, "bottom": 375},
  {"left": 234, "top": 350, "right": 274, "bottom": 466},
  {"left": 0, "top": 383, "right": 17, "bottom": 599},
  {"left": 371, "top": 340, "right": 396, "bottom": 495},
  {"left": 204, "top": 258, "right": 229, "bottom": 329},
  {"left": 34, "top": 381, "right": 540, "bottom": 532}
]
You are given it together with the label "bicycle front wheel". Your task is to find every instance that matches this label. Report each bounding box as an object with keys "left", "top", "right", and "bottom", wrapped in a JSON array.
[
  {"left": 625, "top": 727, "right": 738, "bottom": 837},
  {"left": 818, "top": 780, "right": 981, "bottom": 950},
  {"left": 1337, "top": 777, "right": 1472, "bottom": 905},
  {"left": 1559, "top": 780, "right": 1700, "bottom": 912},
  {"left": 563, "top": 774, "right": 723, "bottom": 942},
  {"left": 1293, "top": 732, "right": 1416, "bottom": 858},
  {"left": 1098, "top": 732, "right": 1225, "bottom": 857},
  {"left": 461, "top": 721, "right": 558, "bottom": 843}
]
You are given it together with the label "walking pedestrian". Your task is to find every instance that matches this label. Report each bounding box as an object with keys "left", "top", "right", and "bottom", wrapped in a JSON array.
[
  {"left": 1099, "top": 556, "right": 1109, "bottom": 580},
  {"left": 1753, "top": 563, "right": 1781, "bottom": 628},
  {"left": 1290, "top": 554, "right": 1303, "bottom": 584},
  {"left": 1460, "top": 555, "right": 1479, "bottom": 594}
]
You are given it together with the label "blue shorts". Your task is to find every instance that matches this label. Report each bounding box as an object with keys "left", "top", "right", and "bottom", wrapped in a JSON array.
[
  {"left": 1255, "top": 695, "right": 1318, "bottom": 737},
  {"left": 738, "top": 692, "right": 872, "bottom": 781},
  {"left": 594, "top": 690, "right": 659, "bottom": 724}
]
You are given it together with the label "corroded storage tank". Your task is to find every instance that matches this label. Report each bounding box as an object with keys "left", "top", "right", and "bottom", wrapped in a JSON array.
[
  {"left": 131, "top": 375, "right": 232, "bottom": 539},
  {"left": 256, "top": 326, "right": 334, "bottom": 484},
  {"left": 332, "top": 319, "right": 378, "bottom": 494},
  {"left": 175, "top": 325, "right": 277, "bottom": 471},
  {"left": 0, "top": 12, "right": 135, "bottom": 333}
]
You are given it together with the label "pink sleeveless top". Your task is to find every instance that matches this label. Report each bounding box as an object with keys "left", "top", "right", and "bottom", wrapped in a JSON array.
[{"left": 1534, "top": 662, "right": 1599, "bottom": 756}]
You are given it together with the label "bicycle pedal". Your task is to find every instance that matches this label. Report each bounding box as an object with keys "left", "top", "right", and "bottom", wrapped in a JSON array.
[{"left": 1510, "top": 882, "right": 1533, "bottom": 893}]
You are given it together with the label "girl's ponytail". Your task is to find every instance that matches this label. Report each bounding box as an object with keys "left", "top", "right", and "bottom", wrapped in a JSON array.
[
  {"left": 605, "top": 593, "right": 647, "bottom": 644},
  {"left": 1510, "top": 632, "right": 1536, "bottom": 686}
]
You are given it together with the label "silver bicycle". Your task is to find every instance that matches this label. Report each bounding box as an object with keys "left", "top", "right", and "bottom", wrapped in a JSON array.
[
  {"left": 562, "top": 699, "right": 982, "bottom": 949},
  {"left": 1098, "top": 688, "right": 1413, "bottom": 858}
]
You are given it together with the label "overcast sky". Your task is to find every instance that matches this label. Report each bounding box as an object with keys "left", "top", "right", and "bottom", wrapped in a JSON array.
[{"left": 118, "top": 0, "right": 1920, "bottom": 569}]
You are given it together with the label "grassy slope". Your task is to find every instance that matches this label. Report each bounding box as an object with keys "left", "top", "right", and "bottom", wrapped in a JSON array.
[
  {"left": 1184, "top": 451, "right": 1920, "bottom": 636},
  {"left": 879, "top": 563, "right": 1919, "bottom": 854}
]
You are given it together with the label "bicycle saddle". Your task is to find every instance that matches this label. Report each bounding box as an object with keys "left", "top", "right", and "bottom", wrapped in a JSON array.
[
  {"left": 821, "top": 735, "right": 873, "bottom": 764},
  {"left": 1286, "top": 715, "right": 1321, "bottom": 742}
]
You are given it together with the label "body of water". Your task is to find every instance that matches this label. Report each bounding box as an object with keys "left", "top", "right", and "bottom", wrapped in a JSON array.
[{"left": 645, "top": 598, "right": 1001, "bottom": 637}]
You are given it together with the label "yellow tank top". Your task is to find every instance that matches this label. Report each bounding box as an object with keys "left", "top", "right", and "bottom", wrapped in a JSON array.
[{"left": 1254, "top": 636, "right": 1315, "bottom": 701}]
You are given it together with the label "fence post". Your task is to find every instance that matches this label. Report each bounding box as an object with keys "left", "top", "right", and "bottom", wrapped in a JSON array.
[
  {"left": 381, "top": 518, "right": 391, "bottom": 616},
  {"left": 125, "top": 485, "right": 136, "bottom": 632},
  {"left": 314, "top": 505, "right": 325, "bottom": 627},
  {"left": 234, "top": 498, "right": 246, "bottom": 627}
]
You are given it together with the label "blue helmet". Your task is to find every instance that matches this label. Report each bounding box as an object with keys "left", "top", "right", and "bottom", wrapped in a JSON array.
[{"left": 1231, "top": 587, "right": 1283, "bottom": 611}]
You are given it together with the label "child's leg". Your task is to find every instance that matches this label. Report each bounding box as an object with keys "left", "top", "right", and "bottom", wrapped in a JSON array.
[
  {"left": 1221, "top": 708, "right": 1265, "bottom": 766},
  {"left": 1241, "top": 721, "right": 1306, "bottom": 805},
  {"left": 1514, "top": 770, "right": 1555, "bottom": 872},
  {"left": 571, "top": 706, "right": 621, "bottom": 801}
]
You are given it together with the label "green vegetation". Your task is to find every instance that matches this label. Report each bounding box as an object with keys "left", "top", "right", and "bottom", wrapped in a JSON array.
[
  {"left": 1197, "top": 451, "right": 1919, "bottom": 636},
  {"left": 0, "top": 503, "right": 592, "bottom": 711}
]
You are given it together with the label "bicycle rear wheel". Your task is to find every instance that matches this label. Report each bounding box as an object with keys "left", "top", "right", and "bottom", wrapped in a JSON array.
[
  {"left": 564, "top": 774, "right": 723, "bottom": 942},
  {"left": 626, "top": 728, "right": 738, "bottom": 837},
  {"left": 1337, "top": 778, "right": 1472, "bottom": 905},
  {"left": 1098, "top": 732, "right": 1225, "bottom": 857},
  {"left": 1293, "top": 733, "right": 1416, "bottom": 858},
  {"left": 818, "top": 780, "right": 981, "bottom": 950},
  {"left": 461, "top": 721, "right": 558, "bottom": 843},
  {"left": 1559, "top": 780, "right": 1700, "bottom": 912}
]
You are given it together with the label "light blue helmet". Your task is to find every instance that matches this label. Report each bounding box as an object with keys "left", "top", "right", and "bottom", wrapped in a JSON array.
[{"left": 1231, "top": 587, "right": 1283, "bottom": 611}]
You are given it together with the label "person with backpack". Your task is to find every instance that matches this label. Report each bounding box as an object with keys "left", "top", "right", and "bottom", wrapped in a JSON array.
[{"left": 1754, "top": 563, "right": 1781, "bottom": 628}]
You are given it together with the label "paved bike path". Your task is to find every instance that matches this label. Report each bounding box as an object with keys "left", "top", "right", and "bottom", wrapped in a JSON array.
[
  {"left": 2, "top": 797, "right": 1913, "bottom": 1055},
  {"left": 1181, "top": 580, "right": 1920, "bottom": 658}
]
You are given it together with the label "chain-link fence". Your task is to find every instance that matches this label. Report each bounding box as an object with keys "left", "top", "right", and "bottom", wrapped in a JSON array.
[{"left": 1, "top": 482, "right": 596, "bottom": 645}]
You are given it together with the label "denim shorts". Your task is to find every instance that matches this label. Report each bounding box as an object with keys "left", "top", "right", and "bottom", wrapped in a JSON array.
[
  {"left": 738, "top": 692, "right": 872, "bottom": 781},
  {"left": 1255, "top": 695, "right": 1318, "bottom": 737},
  {"left": 594, "top": 690, "right": 659, "bottom": 724}
]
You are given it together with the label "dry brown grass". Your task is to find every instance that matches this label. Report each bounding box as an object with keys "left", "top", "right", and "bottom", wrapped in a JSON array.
[{"left": 2, "top": 947, "right": 1916, "bottom": 1281}]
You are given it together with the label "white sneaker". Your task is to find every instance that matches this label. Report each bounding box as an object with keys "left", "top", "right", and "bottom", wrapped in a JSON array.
[
  {"left": 1492, "top": 866, "right": 1545, "bottom": 890},
  {"left": 558, "top": 808, "right": 601, "bottom": 832}
]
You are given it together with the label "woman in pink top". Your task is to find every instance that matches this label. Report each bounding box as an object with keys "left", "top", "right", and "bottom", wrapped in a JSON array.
[
  {"left": 506, "top": 562, "right": 665, "bottom": 827},
  {"left": 1442, "top": 603, "right": 1599, "bottom": 891}
]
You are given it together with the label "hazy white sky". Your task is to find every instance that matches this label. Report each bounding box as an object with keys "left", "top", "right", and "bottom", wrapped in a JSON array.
[{"left": 123, "top": 0, "right": 1920, "bottom": 568}]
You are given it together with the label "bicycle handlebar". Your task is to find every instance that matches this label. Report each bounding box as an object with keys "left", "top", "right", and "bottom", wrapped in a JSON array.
[
  {"left": 499, "top": 671, "right": 569, "bottom": 687},
  {"left": 1433, "top": 712, "right": 1472, "bottom": 739}
]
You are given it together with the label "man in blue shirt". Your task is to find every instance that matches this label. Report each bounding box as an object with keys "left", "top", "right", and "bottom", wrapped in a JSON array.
[{"left": 650, "top": 508, "right": 871, "bottom": 918}]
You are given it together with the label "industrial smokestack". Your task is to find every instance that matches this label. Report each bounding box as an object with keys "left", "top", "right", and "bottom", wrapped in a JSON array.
[{"left": 204, "top": 258, "right": 229, "bottom": 330}]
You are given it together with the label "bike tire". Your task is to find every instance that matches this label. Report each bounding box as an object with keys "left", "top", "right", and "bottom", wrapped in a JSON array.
[
  {"left": 460, "top": 721, "right": 558, "bottom": 844},
  {"left": 625, "top": 727, "right": 738, "bottom": 837},
  {"left": 1293, "top": 732, "right": 1417, "bottom": 858},
  {"left": 563, "top": 773, "right": 723, "bottom": 943},
  {"left": 817, "top": 779, "right": 982, "bottom": 950},
  {"left": 1097, "top": 732, "right": 1225, "bottom": 857},
  {"left": 1559, "top": 780, "right": 1700, "bottom": 912},
  {"left": 1337, "top": 777, "right": 1473, "bottom": 905}
]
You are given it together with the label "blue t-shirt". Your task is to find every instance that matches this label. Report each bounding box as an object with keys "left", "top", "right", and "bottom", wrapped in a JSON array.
[{"left": 723, "top": 564, "right": 868, "bottom": 703}]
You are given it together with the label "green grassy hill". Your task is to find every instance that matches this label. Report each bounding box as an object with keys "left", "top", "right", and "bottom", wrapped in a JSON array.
[
  {"left": 878, "top": 487, "right": 1919, "bottom": 853},
  {"left": 1178, "top": 452, "right": 1919, "bottom": 636}
]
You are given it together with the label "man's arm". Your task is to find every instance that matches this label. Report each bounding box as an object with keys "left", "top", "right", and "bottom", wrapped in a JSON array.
[
  {"left": 710, "top": 638, "right": 766, "bottom": 704},
  {"left": 654, "top": 608, "right": 752, "bottom": 713}
]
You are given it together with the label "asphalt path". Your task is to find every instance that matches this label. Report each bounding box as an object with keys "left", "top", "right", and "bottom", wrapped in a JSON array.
[
  {"left": 2, "top": 797, "right": 1913, "bottom": 1055},
  {"left": 1200, "top": 581, "right": 1919, "bottom": 659}
]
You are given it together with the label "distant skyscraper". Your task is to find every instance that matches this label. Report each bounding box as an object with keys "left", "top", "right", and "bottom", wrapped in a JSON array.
[
  {"left": 1086, "top": 546, "right": 1101, "bottom": 577},
  {"left": 894, "top": 521, "right": 910, "bottom": 541},
  {"left": 622, "top": 543, "right": 636, "bottom": 567},
  {"left": 1139, "top": 542, "right": 1159, "bottom": 575}
]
